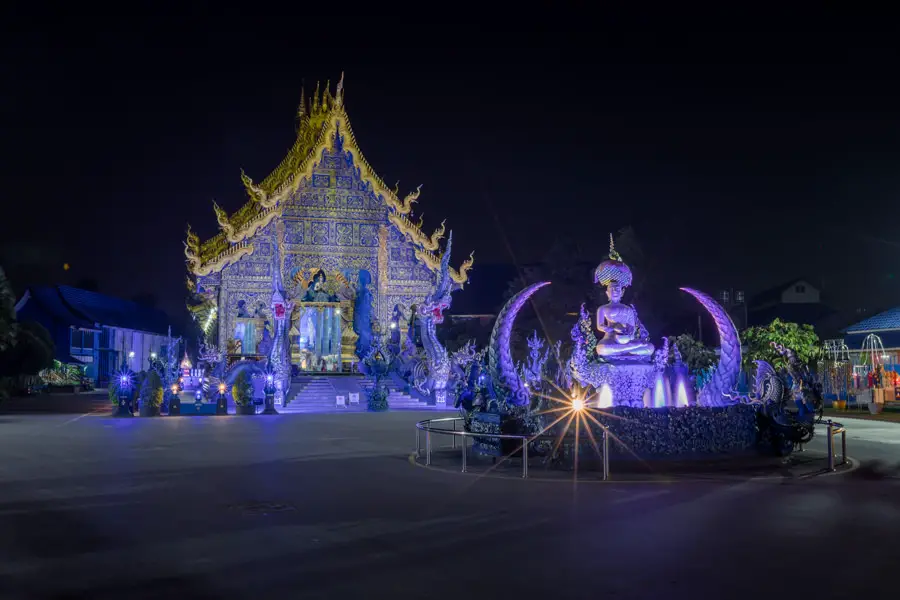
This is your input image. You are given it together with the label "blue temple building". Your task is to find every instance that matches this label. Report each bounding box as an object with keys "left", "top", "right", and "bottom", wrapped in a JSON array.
[{"left": 185, "top": 76, "right": 473, "bottom": 372}]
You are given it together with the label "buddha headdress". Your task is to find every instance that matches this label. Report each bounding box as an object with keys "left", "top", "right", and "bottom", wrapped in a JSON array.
[{"left": 593, "top": 234, "right": 633, "bottom": 287}]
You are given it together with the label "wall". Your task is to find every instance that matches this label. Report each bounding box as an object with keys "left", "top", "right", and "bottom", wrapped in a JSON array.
[
  {"left": 105, "top": 327, "right": 168, "bottom": 378},
  {"left": 780, "top": 281, "right": 820, "bottom": 304}
]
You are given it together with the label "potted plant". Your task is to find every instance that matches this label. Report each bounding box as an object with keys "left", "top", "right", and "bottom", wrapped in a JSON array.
[
  {"left": 139, "top": 370, "right": 163, "bottom": 417},
  {"left": 232, "top": 370, "right": 255, "bottom": 415}
]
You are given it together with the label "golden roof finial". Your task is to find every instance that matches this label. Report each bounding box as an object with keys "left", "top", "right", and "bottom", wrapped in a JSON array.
[
  {"left": 608, "top": 233, "right": 622, "bottom": 262},
  {"left": 335, "top": 71, "right": 344, "bottom": 106},
  {"left": 297, "top": 85, "right": 306, "bottom": 119},
  {"left": 312, "top": 81, "right": 320, "bottom": 113},
  {"left": 322, "top": 80, "right": 332, "bottom": 110}
]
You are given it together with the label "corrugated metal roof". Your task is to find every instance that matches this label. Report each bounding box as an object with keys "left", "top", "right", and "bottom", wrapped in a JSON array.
[
  {"left": 842, "top": 307, "right": 900, "bottom": 333},
  {"left": 845, "top": 330, "right": 900, "bottom": 350}
]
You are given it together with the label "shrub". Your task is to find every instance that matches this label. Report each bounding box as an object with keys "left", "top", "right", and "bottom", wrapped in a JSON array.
[
  {"left": 140, "top": 370, "right": 163, "bottom": 408},
  {"left": 367, "top": 382, "right": 389, "bottom": 412},
  {"left": 232, "top": 370, "right": 253, "bottom": 406}
]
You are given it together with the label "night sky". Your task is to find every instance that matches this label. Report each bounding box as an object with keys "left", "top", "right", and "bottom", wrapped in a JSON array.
[{"left": 4, "top": 12, "right": 900, "bottom": 329}]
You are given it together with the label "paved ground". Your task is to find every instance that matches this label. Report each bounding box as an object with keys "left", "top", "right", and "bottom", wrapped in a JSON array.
[{"left": 0, "top": 411, "right": 898, "bottom": 599}]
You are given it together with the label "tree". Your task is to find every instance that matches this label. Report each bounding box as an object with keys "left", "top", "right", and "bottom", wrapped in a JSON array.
[
  {"left": 742, "top": 319, "right": 822, "bottom": 372},
  {"left": 671, "top": 333, "right": 717, "bottom": 374},
  {"left": 0, "top": 267, "right": 18, "bottom": 351},
  {"left": 232, "top": 370, "right": 253, "bottom": 406},
  {"left": 139, "top": 370, "right": 163, "bottom": 408}
]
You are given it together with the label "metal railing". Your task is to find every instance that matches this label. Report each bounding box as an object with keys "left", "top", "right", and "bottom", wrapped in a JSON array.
[
  {"left": 825, "top": 419, "right": 847, "bottom": 472},
  {"left": 414, "top": 416, "right": 610, "bottom": 480}
]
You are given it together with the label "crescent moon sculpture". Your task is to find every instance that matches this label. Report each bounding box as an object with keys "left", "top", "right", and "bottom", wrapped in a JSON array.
[
  {"left": 680, "top": 287, "right": 742, "bottom": 407},
  {"left": 488, "top": 281, "right": 551, "bottom": 406}
]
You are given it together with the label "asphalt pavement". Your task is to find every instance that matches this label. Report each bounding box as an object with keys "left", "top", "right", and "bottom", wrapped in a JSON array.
[{"left": 0, "top": 411, "right": 898, "bottom": 599}]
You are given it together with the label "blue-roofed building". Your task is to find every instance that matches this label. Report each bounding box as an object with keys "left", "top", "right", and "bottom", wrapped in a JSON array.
[
  {"left": 841, "top": 307, "right": 900, "bottom": 362},
  {"left": 15, "top": 285, "right": 177, "bottom": 386}
]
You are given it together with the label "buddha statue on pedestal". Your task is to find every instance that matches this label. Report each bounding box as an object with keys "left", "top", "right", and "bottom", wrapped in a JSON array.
[{"left": 594, "top": 234, "right": 655, "bottom": 361}]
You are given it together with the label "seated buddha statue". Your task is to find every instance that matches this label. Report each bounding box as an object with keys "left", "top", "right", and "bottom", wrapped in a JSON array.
[{"left": 594, "top": 235, "right": 655, "bottom": 360}]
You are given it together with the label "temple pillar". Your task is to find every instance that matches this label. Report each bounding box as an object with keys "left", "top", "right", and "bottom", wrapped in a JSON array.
[
  {"left": 332, "top": 308, "right": 342, "bottom": 361},
  {"left": 315, "top": 307, "right": 325, "bottom": 358},
  {"left": 323, "top": 307, "right": 333, "bottom": 355}
]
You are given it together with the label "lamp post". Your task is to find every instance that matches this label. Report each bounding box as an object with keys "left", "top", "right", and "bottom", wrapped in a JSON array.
[
  {"left": 216, "top": 382, "right": 228, "bottom": 415},
  {"left": 168, "top": 384, "right": 181, "bottom": 416},
  {"left": 263, "top": 373, "right": 279, "bottom": 414},
  {"left": 114, "top": 372, "right": 133, "bottom": 417}
]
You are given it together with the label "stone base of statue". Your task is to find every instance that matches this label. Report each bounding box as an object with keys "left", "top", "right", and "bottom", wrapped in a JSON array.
[
  {"left": 216, "top": 394, "right": 228, "bottom": 415},
  {"left": 168, "top": 395, "right": 181, "bottom": 416},
  {"left": 114, "top": 396, "right": 133, "bottom": 417},
  {"left": 574, "top": 360, "right": 658, "bottom": 408},
  {"left": 262, "top": 392, "right": 279, "bottom": 415}
]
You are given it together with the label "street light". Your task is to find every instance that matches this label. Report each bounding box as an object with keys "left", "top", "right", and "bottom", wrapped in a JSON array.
[
  {"left": 128, "top": 351, "right": 135, "bottom": 359},
  {"left": 150, "top": 352, "right": 157, "bottom": 359}
]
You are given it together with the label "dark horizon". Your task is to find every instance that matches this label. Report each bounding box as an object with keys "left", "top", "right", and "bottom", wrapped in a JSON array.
[{"left": 4, "top": 14, "right": 900, "bottom": 330}]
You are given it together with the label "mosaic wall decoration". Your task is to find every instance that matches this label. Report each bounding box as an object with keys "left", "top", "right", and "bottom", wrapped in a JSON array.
[{"left": 211, "top": 143, "right": 448, "bottom": 355}]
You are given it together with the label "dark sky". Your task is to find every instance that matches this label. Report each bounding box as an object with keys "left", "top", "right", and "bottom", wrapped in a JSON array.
[{"left": 3, "top": 10, "right": 900, "bottom": 326}]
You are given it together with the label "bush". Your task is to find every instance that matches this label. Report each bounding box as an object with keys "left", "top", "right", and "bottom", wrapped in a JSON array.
[
  {"left": 140, "top": 370, "right": 163, "bottom": 408},
  {"left": 232, "top": 370, "right": 253, "bottom": 406},
  {"left": 367, "top": 383, "right": 389, "bottom": 412}
]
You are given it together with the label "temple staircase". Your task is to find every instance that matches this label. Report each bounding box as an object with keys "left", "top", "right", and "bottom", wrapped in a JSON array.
[
  {"left": 280, "top": 375, "right": 448, "bottom": 413},
  {"left": 281, "top": 377, "right": 363, "bottom": 414}
]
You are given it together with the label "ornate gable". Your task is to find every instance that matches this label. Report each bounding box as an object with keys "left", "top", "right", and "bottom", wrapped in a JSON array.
[{"left": 184, "top": 75, "right": 473, "bottom": 285}]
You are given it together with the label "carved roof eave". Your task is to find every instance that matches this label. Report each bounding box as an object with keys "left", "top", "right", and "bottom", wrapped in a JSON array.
[
  {"left": 186, "top": 242, "right": 255, "bottom": 277},
  {"left": 413, "top": 247, "right": 475, "bottom": 287},
  {"left": 193, "top": 100, "right": 475, "bottom": 284},
  {"left": 387, "top": 211, "right": 445, "bottom": 252}
]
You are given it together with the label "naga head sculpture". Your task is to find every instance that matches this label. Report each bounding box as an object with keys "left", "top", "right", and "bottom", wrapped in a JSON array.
[{"left": 419, "top": 231, "right": 455, "bottom": 324}]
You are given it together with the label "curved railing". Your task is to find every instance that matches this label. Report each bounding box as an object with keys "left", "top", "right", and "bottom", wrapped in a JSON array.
[
  {"left": 415, "top": 416, "right": 848, "bottom": 478},
  {"left": 824, "top": 419, "right": 847, "bottom": 471},
  {"left": 414, "top": 416, "right": 609, "bottom": 480}
]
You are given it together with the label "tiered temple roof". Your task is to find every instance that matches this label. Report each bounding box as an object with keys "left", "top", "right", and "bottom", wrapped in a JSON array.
[{"left": 185, "top": 75, "right": 473, "bottom": 284}]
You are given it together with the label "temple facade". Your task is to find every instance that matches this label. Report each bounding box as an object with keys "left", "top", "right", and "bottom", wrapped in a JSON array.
[{"left": 185, "top": 76, "right": 473, "bottom": 372}]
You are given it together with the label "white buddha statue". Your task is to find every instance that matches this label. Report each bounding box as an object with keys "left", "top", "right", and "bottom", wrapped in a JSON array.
[{"left": 594, "top": 235, "right": 654, "bottom": 360}]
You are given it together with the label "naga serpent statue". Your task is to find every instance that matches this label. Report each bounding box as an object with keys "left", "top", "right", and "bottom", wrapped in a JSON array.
[
  {"left": 488, "top": 281, "right": 552, "bottom": 406},
  {"left": 679, "top": 287, "right": 742, "bottom": 407},
  {"left": 414, "top": 231, "right": 458, "bottom": 404}
]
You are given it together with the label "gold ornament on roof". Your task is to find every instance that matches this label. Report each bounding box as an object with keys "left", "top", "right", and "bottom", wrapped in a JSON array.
[{"left": 187, "top": 74, "right": 475, "bottom": 282}]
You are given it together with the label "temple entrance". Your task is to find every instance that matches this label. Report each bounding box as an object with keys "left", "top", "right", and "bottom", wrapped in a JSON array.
[{"left": 291, "top": 302, "right": 347, "bottom": 372}]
